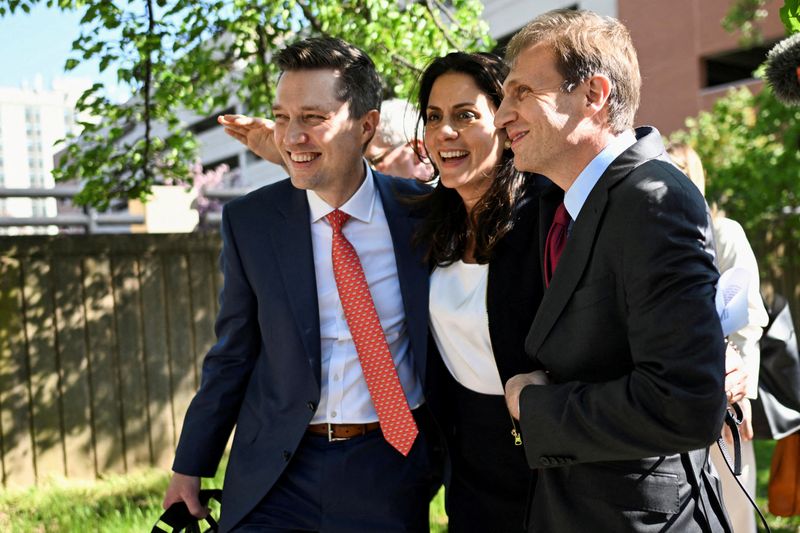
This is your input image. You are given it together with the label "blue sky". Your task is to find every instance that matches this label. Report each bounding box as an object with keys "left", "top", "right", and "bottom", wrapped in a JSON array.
[{"left": 0, "top": 3, "right": 122, "bottom": 98}]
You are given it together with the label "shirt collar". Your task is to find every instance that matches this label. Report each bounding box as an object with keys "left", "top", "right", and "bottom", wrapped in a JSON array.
[
  {"left": 564, "top": 129, "right": 637, "bottom": 220},
  {"left": 307, "top": 159, "right": 376, "bottom": 224}
]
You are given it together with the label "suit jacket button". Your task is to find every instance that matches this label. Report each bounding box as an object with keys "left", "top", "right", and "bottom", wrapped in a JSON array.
[
  {"left": 283, "top": 450, "right": 292, "bottom": 461},
  {"left": 539, "top": 457, "right": 552, "bottom": 467},
  {"left": 307, "top": 401, "right": 316, "bottom": 411}
]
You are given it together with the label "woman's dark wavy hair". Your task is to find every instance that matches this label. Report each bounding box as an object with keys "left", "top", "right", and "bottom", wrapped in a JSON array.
[{"left": 414, "top": 52, "right": 526, "bottom": 266}]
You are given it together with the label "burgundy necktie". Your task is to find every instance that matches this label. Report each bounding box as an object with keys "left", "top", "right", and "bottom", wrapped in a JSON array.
[
  {"left": 326, "top": 209, "right": 418, "bottom": 456},
  {"left": 544, "top": 202, "right": 570, "bottom": 287}
]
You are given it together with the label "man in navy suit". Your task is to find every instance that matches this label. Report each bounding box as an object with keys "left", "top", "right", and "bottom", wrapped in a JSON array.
[{"left": 163, "top": 37, "right": 434, "bottom": 532}]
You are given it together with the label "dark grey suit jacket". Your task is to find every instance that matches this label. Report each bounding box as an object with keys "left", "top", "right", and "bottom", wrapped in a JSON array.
[
  {"left": 172, "top": 172, "right": 431, "bottom": 532},
  {"left": 519, "top": 127, "right": 730, "bottom": 532}
]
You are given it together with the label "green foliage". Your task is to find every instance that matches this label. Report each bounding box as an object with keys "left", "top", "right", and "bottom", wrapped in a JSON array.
[
  {"left": 670, "top": 76, "right": 800, "bottom": 270},
  {"left": 1, "top": 0, "right": 492, "bottom": 208},
  {"left": 781, "top": 0, "right": 800, "bottom": 33},
  {"left": 723, "top": 0, "right": 771, "bottom": 46}
]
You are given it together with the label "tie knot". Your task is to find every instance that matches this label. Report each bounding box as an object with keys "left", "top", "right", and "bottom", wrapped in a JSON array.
[
  {"left": 326, "top": 209, "right": 351, "bottom": 233},
  {"left": 553, "top": 202, "right": 571, "bottom": 227}
]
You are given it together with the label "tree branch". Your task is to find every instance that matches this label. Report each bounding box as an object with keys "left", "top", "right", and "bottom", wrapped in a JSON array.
[
  {"left": 143, "top": 0, "right": 154, "bottom": 184},
  {"left": 424, "top": 0, "right": 459, "bottom": 49}
]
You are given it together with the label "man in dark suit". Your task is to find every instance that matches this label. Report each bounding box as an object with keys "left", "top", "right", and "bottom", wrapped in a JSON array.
[
  {"left": 162, "top": 37, "right": 435, "bottom": 532},
  {"left": 497, "top": 10, "right": 733, "bottom": 532}
]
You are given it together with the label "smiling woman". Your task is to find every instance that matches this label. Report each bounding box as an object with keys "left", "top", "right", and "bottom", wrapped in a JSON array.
[{"left": 412, "top": 51, "right": 547, "bottom": 533}]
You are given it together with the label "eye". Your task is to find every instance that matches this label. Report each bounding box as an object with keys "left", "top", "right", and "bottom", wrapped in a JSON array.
[
  {"left": 457, "top": 110, "right": 477, "bottom": 121},
  {"left": 426, "top": 111, "right": 441, "bottom": 123},
  {"left": 304, "top": 114, "right": 325, "bottom": 122},
  {"left": 516, "top": 86, "right": 531, "bottom": 100},
  {"left": 273, "top": 113, "right": 288, "bottom": 123}
]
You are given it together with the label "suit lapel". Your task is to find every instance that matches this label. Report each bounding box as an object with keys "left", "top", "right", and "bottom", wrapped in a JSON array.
[
  {"left": 526, "top": 127, "right": 667, "bottom": 359},
  {"left": 527, "top": 184, "right": 609, "bottom": 357},
  {"left": 374, "top": 173, "right": 429, "bottom": 384},
  {"left": 270, "top": 186, "right": 322, "bottom": 386}
]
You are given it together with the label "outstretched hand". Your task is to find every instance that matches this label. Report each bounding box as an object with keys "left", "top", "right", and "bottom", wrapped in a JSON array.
[{"left": 218, "top": 114, "right": 284, "bottom": 166}]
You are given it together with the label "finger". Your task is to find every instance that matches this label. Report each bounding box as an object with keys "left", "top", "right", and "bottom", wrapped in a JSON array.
[
  {"left": 219, "top": 114, "right": 251, "bottom": 125},
  {"left": 183, "top": 493, "right": 209, "bottom": 518},
  {"left": 223, "top": 129, "right": 248, "bottom": 144}
]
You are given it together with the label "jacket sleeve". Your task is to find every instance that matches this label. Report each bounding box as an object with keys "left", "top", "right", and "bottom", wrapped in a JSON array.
[
  {"left": 519, "top": 171, "right": 728, "bottom": 466},
  {"left": 172, "top": 204, "right": 261, "bottom": 477}
]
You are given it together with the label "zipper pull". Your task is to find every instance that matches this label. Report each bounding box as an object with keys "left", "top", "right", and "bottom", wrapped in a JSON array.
[{"left": 511, "top": 427, "right": 522, "bottom": 446}]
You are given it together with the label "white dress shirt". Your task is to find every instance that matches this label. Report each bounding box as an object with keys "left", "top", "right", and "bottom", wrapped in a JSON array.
[
  {"left": 564, "top": 129, "right": 637, "bottom": 220},
  {"left": 430, "top": 261, "right": 504, "bottom": 395},
  {"left": 307, "top": 163, "right": 423, "bottom": 424}
]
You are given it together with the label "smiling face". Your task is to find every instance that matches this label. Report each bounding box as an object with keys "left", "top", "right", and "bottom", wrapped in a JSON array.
[
  {"left": 495, "top": 43, "right": 585, "bottom": 181},
  {"left": 424, "top": 72, "right": 505, "bottom": 208},
  {"left": 272, "top": 69, "right": 377, "bottom": 206}
]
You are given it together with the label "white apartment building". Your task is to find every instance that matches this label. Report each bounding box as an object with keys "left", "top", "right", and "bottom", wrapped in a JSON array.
[{"left": 0, "top": 76, "right": 89, "bottom": 224}]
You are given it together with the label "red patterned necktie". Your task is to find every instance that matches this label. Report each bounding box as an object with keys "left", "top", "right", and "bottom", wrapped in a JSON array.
[
  {"left": 544, "top": 202, "right": 571, "bottom": 287},
  {"left": 326, "top": 209, "right": 418, "bottom": 456}
]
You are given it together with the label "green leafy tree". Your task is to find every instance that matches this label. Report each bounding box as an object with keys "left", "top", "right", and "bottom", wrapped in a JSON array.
[
  {"left": 669, "top": 78, "right": 800, "bottom": 277},
  {"left": 0, "top": 0, "right": 492, "bottom": 209}
]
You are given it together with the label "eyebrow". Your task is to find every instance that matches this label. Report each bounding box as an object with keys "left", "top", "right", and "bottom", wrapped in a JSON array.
[
  {"left": 271, "top": 104, "right": 331, "bottom": 113},
  {"left": 426, "top": 102, "right": 478, "bottom": 111}
]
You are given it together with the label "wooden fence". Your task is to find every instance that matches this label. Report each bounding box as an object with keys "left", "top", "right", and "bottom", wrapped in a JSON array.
[
  {"left": 0, "top": 231, "right": 797, "bottom": 489},
  {"left": 0, "top": 234, "right": 222, "bottom": 487}
]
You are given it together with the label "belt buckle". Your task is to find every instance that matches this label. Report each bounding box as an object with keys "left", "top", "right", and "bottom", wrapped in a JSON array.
[{"left": 327, "top": 423, "right": 349, "bottom": 442}]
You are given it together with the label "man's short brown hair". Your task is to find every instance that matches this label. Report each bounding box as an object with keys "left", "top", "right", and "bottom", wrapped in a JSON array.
[
  {"left": 505, "top": 9, "right": 641, "bottom": 133},
  {"left": 276, "top": 36, "right": 382, "bottom": 118}
]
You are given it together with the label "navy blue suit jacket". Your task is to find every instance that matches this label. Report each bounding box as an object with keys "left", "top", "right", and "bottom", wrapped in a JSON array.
[{"left": 172, "top": 172, "right": 430, "bottom": 532}]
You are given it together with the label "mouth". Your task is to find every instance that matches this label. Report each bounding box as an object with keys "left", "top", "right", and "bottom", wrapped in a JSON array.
[
  {"left": 438, "top": 150, "right": 469, "bottom": 164},
  {"left": 288, "top": 151, "right": 321, "bottom": 164},
  {"left": 508, "top": 131, "right": 528, "bottom": 148}
]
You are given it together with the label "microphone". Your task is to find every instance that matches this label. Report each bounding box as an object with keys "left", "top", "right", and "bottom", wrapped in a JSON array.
[{"left": 764, "top": 32, "right": 800, "bottom": 105}]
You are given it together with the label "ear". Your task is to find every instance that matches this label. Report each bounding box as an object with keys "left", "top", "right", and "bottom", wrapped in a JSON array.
[
  {"left": 584, "top": 74, "right": 612, "bottom": 115},
  {"left": 360, "top": 109, "right": 381, "bottom": 146},
  {"left": 410, "top": 138, "right": 428, "bottom": 159}
]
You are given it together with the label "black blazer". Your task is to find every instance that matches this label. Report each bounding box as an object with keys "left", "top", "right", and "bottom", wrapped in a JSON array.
[
  {"left": 427, "top": 182, "right": 544, "bottom": 429},
  {"left": 172, "top": 172, "right": 431, "bottom": 532},
  {"left": 519, "top": 128, "right": 730, "bottom": 532}
]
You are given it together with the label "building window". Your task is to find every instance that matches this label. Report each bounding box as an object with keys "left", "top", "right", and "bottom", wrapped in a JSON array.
[
  {"left": 189, "top": 106, "right": 236, "bottom": 135},
  {"left": 31, "top": 199, "right": 47, "bottom": 217},
  {"left": 703, "top": 40, "right": 780, "bottom": 87}
]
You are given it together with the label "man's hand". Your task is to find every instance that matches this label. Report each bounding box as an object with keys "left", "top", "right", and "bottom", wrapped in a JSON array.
[
  {"left": 163, "top": 472, "right": 207, "bottom": 518},
  {"left": 504, "top": 370, "right": 549, "bottom": 420},
  {"left": 722, "top": 397, "right": 753, "bottom": 444},
  {"left": 724, "top": 342, "right": 748, "bottom": 405},
  {"left": 217, "top": 114, "right": 283, "bottom": 166}
]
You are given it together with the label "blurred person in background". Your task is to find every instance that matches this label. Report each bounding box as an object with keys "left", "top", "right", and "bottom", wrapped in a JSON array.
[{"left": 668, "top": 141, "right": 769, "bottom": 533}]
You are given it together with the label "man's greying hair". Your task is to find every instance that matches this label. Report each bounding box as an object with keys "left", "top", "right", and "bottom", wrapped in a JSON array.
[
  {"left": 276, "top": 36, "right": 383, "bottom": 118},
  {"left": 505, "top": 9, "right": 641, "bottom": 133},
  {"left": 375, "top": 98, "right": 419, "bottom": 147}
]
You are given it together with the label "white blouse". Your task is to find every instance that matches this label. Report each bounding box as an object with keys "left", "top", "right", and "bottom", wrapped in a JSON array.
[{"left": 429, "top": 261, "right": 504, "bottom": 395}]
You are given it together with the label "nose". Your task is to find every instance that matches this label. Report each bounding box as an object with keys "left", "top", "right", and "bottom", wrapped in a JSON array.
[
  {"left": 437, "top": 121, "right": 458, "bottom": 141},
  {"left": 285, "top": 119, "right": 308, "bottom": 146},
  {"left": 494, "top": 99, "right": 514, "bottom": 130}
]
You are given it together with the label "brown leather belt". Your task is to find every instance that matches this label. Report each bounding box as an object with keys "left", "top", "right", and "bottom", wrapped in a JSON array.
[{"left": 307, "top": 422, "right": 381, "bottom": 441}]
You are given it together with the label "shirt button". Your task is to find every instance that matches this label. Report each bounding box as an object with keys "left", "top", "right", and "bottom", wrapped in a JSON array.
[
  {"left": 333, "top": 374, "right": 340, "bottom": 382},
  {"left": 307, "top": 401, "right": 316, "bottom": 411},
  {"left": 331, "top": 411, "right": 337, "bottom": 418}
]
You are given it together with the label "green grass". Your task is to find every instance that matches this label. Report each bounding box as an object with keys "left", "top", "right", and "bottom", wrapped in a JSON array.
[{"left": 1, "top": 442, "right": 797, "bottom": 532}]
